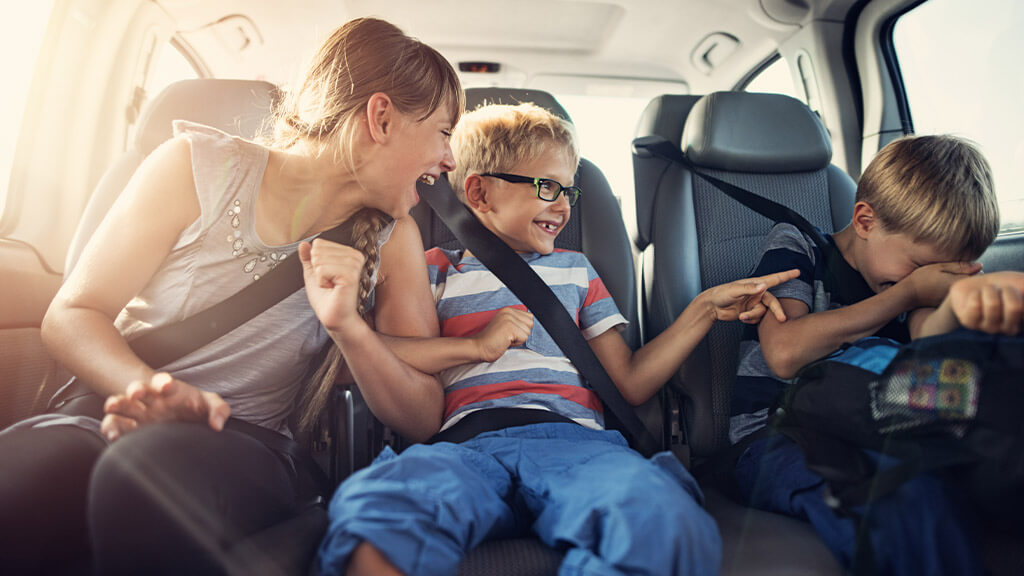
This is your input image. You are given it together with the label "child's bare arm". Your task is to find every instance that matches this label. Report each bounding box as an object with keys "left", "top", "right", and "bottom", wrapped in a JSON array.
[
  {"left": 588, "top": 269, "right": 798, "bottom": 406},
  {"left": 760, "top": 261, "right": 979, "bottom": 378},
  {"left": 382, "top": 307, "right": 533, "bottom": 374},
  {"left": 917, "top": 271, "right": 1024, "bottom": 337},
  {"left": 907, "top": 307, "right": 939, "bottom": 339}
]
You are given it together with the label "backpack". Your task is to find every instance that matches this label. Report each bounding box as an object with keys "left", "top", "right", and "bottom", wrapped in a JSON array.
[{"left": 774, "top": 329, "right": 1024, "bottom": 521}]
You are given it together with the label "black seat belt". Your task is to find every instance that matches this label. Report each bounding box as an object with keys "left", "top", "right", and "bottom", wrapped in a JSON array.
[
  {"left": 417, "top": 177, "right": 661, "bottom": 457},
  {"left": 128, "top": 219, "right": 358, "bottom": 368},
  {"left": 49, "top": 219, "right": 362, "bottom": 496},
  {"left": 51, "top": 217, "right": 357, "bottom": 407},
  {"left": 632, "top": 135, "right": 906, "bottom": 340}
]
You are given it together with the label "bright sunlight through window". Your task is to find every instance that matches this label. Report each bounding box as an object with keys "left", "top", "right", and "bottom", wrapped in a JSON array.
[
  {"left": 895, "top": 0, "right": 1024, "bottom": 233},
  {"left": 554, "top": 94, "right": 651, "bottom": 243},
  {"left": 0, "top": 1, "right": 55, "bottom": 219}
]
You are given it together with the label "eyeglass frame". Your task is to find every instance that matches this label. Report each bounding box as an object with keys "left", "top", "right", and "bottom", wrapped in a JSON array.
[{"left": 480, "top": 172, "right": 582, "bottom": 207}]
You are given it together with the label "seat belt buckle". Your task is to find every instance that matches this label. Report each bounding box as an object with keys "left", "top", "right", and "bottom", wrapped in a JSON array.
[{"left": 665, "top": 388, "right": 691, "bottom": 468}]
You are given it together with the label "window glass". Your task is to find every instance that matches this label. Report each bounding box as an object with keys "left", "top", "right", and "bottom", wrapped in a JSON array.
[
  {"left": 894, "top": 0, "right": 1023, "bottom": 233},
  {"left": 744, "top": 57, "right": 805, "bottom": 104},
  {"left": 551, "top": 94, "right": 652, "bottom": 242},
  {"left": 0, "top": 0, "right": 55, "bottom": 218},
  {"left": 146, "top": 41, "right": 200, "bottom": 99}
]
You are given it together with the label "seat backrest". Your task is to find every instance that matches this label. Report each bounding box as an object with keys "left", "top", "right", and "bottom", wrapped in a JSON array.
[
  {"left": 65, "top": 78, "right": 279, "bottom": 274},
  {"left": 632, "top": 94, "right": 704, "bottom": 253},
  {"left": 633, "top": 91, "right": 856, "bottom": 458},
  {"left": 412, "top": 87, "right": 641, "bottom": 350}
]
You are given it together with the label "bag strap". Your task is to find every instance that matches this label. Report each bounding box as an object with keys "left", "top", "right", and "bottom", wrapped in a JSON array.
[
  {"left": 417, "top": 177, "right": 661, "bottom": 457},
  {"left": 128, "top": 219, "right": 359, "bottom": 368}
]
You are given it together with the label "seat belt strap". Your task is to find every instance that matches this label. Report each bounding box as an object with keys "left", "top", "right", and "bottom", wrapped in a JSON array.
[
  {"left": 417, "top": 177, "right": 661, "bottom": 457},
  {"left": 632, "top": 135, "right": 882, "bottom": 309},
  {"left": 128, "top": 219, "right": 359, "bottom": 368},
  {"left": 633, "top": 135, "right": 831, "bottom": 250}
]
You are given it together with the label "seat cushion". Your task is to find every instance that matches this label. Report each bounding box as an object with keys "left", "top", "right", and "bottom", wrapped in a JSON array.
[
  {"left": 458, "top": 538, "right": 563, "bottom": 576},
  {"left": 703, "top": 486, "right": 843, "bottom": 576}
]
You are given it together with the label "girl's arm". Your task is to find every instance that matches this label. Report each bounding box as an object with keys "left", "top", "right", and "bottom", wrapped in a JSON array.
[
  {"left": 43, "top": 137, "right": 232, "bottom": 437},
  {"left": 309, "top": 216, "right": 447, "bottom": 441},
  {"left": 42, "top": 137, "right": 200, "bottom": 397}
]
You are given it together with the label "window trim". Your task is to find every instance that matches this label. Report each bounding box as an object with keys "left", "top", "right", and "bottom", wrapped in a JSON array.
[
  {"left": 734, "top": 53, "right": 782, "bottom": 92},
  {"left": 168, "top": 35, "right": 211, "bottom": 79},
  {"left": 880, "top": 0, "right": 930, "bottom": 135}
]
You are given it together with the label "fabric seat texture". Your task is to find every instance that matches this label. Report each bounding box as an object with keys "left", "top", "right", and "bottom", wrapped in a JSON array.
[{"left": 632, "top": 91, "right": 854, "bottom": 575}]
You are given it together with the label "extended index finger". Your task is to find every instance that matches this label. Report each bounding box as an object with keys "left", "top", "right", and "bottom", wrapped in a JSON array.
[{"left": 751, "top": 268, "right": 800, "bottom": 289}]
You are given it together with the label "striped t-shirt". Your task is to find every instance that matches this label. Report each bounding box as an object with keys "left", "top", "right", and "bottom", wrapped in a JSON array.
[{"left": 426, "top": 247, "right": 627, "bottom": 432}]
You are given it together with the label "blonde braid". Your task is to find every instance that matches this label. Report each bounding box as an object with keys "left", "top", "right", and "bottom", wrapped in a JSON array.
[{"left": 298, "top": 208, "right": 390, "bottom": 430}]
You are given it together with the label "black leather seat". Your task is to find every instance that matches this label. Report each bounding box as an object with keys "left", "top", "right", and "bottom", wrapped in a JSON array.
[{"left": 632, "top": 91, "right": 854, "bottom": 575}]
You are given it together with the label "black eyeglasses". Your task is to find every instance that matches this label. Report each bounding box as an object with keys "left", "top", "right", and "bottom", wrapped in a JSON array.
[{"left": 481, "top": 173, "right": 582, "bottom": 207}]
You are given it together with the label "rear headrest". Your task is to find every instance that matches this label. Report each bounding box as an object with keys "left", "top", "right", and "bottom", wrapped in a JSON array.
[
  {"left": 464, "top": 87, "right": 572, "bottom": 123},
  {"left": 633, "top": 94, "right": 703, "bottom": 144},
  {"left": 682, "top": 91, "right": 831, "bottom": 173},
  {"left": 135, "top": 79, "right": 279, "bottom": 154}
]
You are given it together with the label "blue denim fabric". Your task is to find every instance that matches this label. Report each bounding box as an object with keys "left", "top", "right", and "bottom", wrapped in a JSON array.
[
  {"left": 733, "top": 434, "right": 983, "bottom": 576},
  {"left": 317, "top": 422, "right": 721, "bottom": 576}
]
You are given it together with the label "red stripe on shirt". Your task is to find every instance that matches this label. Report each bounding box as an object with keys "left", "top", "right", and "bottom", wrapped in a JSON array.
[
  {"left": 441, "top": 304, "right": 529, "bottom": 338},
  {"left": 582, "top": 277, "right": 612, "bottom": 308},
  {"left": 444, "top": 380, "right": 603, "bottom": 419},
  {"left": 425, "top": 247, "right": 451, "bottom": 268}
]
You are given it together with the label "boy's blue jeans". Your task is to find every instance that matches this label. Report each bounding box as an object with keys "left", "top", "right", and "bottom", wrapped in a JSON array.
[
  {"left": 317, "top": 422, "right": 721, "bottom": 576},
  {"left": 733, "top": 434, "right": 983, "bottom": 576}
]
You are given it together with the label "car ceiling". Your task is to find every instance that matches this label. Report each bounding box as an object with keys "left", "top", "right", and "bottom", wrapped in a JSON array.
[{"left": 155, "top": 0, "right": 859, "bottom": 95}]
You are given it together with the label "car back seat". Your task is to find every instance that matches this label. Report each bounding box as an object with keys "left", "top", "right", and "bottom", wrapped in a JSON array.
[
  {"left": 64, "top": 79, "right": 279, "bottom": 275},
  {"left": 632, "top": 91, "right": 854, "bottom": 575},
  {"left": 409, "top": 86, "right": 659, "bottom": 576}
]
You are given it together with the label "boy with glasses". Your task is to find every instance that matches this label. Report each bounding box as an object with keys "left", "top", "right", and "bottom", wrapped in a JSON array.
[{"left": 318, "top": 102, "right": 798, "bottom": 576}]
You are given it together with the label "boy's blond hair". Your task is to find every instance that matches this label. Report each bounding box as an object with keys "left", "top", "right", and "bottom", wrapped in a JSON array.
[
  {"left": 857, "top": 134, "right": 999, "bottom": 259},
  {"left": 450, "top": 102, "right": 580, "bottom": 200}
]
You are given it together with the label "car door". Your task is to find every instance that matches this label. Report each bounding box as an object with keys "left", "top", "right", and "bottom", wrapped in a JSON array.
[{"left": 0, "top": 0, "right": 179, "bottom": 428}]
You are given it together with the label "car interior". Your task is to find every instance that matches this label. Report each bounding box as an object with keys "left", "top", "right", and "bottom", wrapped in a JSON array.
[{"left": 1, "top": 0, "right": 1022, "bottom": 575}]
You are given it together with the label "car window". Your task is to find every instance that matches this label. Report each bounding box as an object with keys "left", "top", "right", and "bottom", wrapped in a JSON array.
[
  {"left": 744, "top": 56, "right": 805, "bottom": 104},
  {"left": 893, "top": 0, "right": 1023, "bottom": 233},
  {"left": 554, "top": 94, "right": 651, "bottom": 241},
  {"left": 0, "top": 0, "right": 55, "bottom": 219},
  {"left": 146, "top": 40, "right": 201, "bottom": 98}
]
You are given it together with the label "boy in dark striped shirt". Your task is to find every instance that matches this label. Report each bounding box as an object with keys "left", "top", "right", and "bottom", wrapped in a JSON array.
[{"left": 731, "top": 134, "right": 1000, "bottom": 576}]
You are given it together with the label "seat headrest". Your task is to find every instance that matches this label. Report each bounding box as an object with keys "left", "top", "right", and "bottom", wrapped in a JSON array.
[
  {"left": 682, "top": 92, "right": 832, "bottom": 173},
  {"left": 464, "top": 87, "right": 572, "bottom": 123},
  {"left": 633, "top": 94, "right": 703, "bottom": 144},
  {"left": 135, "top": 79, "right": 279, "bottom": 154}
]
